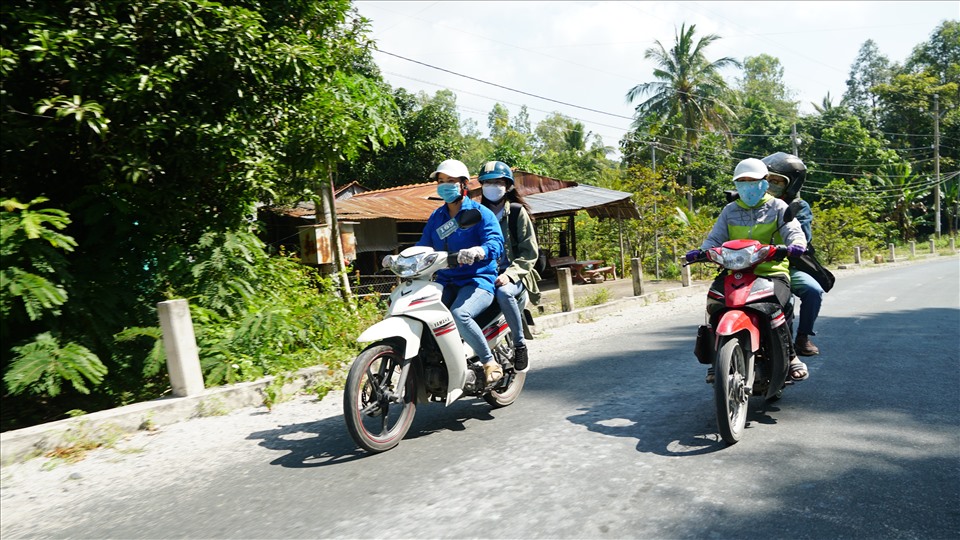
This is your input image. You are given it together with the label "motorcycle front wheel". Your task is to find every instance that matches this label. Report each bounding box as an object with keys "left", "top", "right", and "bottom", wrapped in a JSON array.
[
  {"left": 714, "top": 337, "right": 749, "bottom": 444},
  {"left": 343, "top": 343, "right": 417, "bottom": 453}
]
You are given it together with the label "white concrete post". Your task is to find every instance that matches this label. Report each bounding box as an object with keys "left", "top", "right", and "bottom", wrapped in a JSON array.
[
  {"left": 930, "top": 239, "right": 936, "bottom": 253},
  {"left": 854, "top": 246, "right": 862, "bottom": 264},
  {"left": 557, "top": 268, "right": 575, "bottom": 312},
  {"left": 681, "top": 260, "right": 691, "bottom": 287},
  {"left": 888, "top": 243, "right": 896, "bottom": 262},
  {"left": 910, "top": 241, "right": 916, "bottom": 257},
  {"left": 951, "top": 237, "right": 956, "bottom": 252},
  {"left": 158, "top": 299, "right": 205, "bottom": 397},
  {"left": 631, "top": 258, "right": 644, "bottom": 296}
]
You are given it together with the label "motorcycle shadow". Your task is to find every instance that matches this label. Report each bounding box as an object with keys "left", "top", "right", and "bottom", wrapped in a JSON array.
[
  {"left": 566, "top": 396, "right": 782, "bottom": 456},
  {"left": 246, "top": 399, "right": 497, "bottom": 468}
]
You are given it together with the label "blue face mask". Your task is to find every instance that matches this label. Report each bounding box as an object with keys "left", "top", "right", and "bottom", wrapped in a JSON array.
[
  {"left": 734, "top": 179, "right": 769, "bottom": 207},
  {"left": 437, "top": 182, "right": 462, "bottom": 203}
]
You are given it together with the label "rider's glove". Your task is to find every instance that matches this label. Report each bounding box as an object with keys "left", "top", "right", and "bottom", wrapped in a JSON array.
[
  {"left": 685, "top": 249, "right": 703, "bottom": 263},
  {"left": 457, "top": 246, "right": 486, "bottom": 265},
  {"left": 381, "top": 254, "right": 396, "bottom": 269},
  {"left": 786, "top": 244, "right": 806, "bottom": 258}
]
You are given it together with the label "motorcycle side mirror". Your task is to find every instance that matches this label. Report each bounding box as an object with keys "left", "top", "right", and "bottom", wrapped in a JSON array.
[
  {"left": 724, "top": 190, "right": 740, "bottom": 203},
  {"left": 457, "top": 208, "right": 482, "bottom": 229}
]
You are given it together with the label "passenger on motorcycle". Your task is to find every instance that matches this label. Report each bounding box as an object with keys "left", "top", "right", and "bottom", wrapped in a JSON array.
[
  {"left": 762, "top": 152, "right": 825, "bottom": 357},
  {"left": 685, "top": 158, "right": 810, "bottom": 383},
  {"left": 394, "top": 159, "right": 505, "bottom": 384},
  {"left": 478, "top": 160, "right": 541, "bottom": 372}
]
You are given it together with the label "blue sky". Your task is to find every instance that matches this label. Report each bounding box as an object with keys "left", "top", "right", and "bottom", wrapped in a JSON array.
[{"left": 355, "top": 1, "right": 957, "bottom": 154}]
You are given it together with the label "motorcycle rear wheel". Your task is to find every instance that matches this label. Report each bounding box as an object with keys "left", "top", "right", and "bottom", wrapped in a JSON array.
[
  {"left": 483, "top": 370, "right": 526, "bottom": 408},
  {"left": 343, "top": 343, "right": 416, "bottom": 453},
  {"left": 714, "top": 337, "right": 749, "bottom": 444}
]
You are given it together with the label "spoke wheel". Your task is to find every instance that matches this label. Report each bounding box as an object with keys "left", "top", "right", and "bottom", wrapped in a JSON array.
[
  {"left": 343, "top": 343, "right": 416, "bottom": 453},
  {"left": 714, "top": 337, "right": 749, "bottom": 444}
]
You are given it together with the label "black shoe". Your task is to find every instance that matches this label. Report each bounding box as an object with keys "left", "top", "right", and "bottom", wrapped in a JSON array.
[{"left": 513, "top": 345, "right": 528, "bottom": 371}]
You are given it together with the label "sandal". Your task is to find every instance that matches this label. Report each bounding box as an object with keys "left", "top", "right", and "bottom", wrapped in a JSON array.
[
  {"left": 705, "top": 367, "right": 715, "bottom": 384},
  {"left": 789, "top": 358, "right": 809, "bottom": 381},
  {"left": 484, "top": 362, "right": 503, "bottom": 385}
]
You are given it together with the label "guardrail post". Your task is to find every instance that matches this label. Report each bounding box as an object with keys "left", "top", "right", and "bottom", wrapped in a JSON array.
[
  {"left": 631, "top": 258, "right": 644, "bottom": 296},
  {"left": 854, "top": 246, "right": 862, "bottom": 265},
  {"left": 910, "top": 240, "right": 916, "bottom": 257},
  {"left": 557, "top": 268, "right": 575, "bottom": 312},
  {"left": 681, "top": 260, "right": 691, "bottom": 287},
  {"left": 158, "top": 299, "right": 205, "bottom": 397},
  {"left": 888, "top": 243, "right": 896, "bottom": 262}
]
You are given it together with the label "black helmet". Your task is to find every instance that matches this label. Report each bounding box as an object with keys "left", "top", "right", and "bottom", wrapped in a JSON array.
[{"left": 761, "top": 152, "right": 806, "bottom": 200}]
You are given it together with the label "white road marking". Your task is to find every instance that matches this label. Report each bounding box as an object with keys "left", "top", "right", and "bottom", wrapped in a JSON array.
[{"left": 886, "top": 296, "right": 897, "bottom": 302}]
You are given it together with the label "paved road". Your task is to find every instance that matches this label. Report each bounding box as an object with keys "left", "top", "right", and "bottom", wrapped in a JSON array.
[{"left": 2, "top": 259, "right": 958, "bottom": 539}]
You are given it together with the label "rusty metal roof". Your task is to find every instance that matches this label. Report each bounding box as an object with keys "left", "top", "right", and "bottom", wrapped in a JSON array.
[{"left": 268, "top": 170, "right": 638, "bottom": 222}]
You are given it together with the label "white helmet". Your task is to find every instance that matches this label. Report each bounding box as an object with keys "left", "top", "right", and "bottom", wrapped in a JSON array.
[
  {"left": 429, "top": 159, "right": 470, "bottom": 181},
  {"left": 733, "top": 158, "right": 768, "bottom": 181}
]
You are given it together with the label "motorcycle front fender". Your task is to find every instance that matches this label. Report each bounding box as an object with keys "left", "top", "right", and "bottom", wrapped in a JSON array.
[
  {"left": 357, "top": 317, "right": 423, "bottom": 359},
  {"left": 714, "top": 310, "right": 761, "bottom": 352}
]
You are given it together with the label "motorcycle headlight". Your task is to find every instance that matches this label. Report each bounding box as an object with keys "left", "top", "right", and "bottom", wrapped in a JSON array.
[
  {"left": 712, "top": 245, "right": 771, "bottom": 270},
  {"left": 395, "top": 252, "right": 438, "bottom": 278}
]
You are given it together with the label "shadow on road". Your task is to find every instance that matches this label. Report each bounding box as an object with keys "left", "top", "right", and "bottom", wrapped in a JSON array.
[{"left": 246, "top": 396, "right": 498, "bottom": 467}]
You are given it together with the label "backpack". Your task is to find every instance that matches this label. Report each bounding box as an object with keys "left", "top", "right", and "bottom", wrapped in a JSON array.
[{"left": 507, "top": 203, "right": 546, "bottom": 273}]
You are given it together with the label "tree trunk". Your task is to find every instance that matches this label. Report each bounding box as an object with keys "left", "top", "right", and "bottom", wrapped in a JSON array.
[{"left": 316, "top": 164, "right": 351, "bottom": 298}]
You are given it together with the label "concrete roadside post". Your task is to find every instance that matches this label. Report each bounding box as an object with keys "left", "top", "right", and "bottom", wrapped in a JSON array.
[
  {"left": 557, "top": 268, "right": 575, "bottom": 312},
  {"left": 854, "top": 246, "right": 862, "bottom": 265},
  {"left": 158, "top": 299, "right": 205, "bottom": 397},
  {"left": 681, "top": 259, "right": 691, "bottom": 287},
  {"left": 930, "top": 239, "right": 936, "bottom": 253},
  {"left": 631, "top": 258, "right": 644, "bottom": 296},
  {"left": 951, "top": 237, "right": 956, "bottom": 252},
  {"left": 889, "top": 243, "right": 897, "bottom": 263},
  {"left": 910, "top": 241, "right": 916, "bottom": 257}
]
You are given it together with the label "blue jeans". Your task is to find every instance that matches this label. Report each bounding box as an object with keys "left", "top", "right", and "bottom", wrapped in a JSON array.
[
  {"left": 442, "top": 284, "right": 495, "bottom": 365},
  {"left": 495, "top": 280, "right": 526, "bottom": 349},
  {"left": 791, "top": 269, "right": 823, "bottom": 336}
]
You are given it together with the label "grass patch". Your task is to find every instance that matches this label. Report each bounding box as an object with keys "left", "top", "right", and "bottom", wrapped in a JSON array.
[{"left": 41, "top": 421, "right": 125, "bottom": 467}]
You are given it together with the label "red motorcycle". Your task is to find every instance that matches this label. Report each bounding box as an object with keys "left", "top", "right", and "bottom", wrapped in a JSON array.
[{"left": 688, "top": 240, "right": 794, "bottom": 444}]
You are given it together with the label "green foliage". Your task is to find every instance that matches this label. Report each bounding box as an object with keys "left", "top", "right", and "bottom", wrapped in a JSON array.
[
  {"left": 5, "top": 332, "right": 108, "bottom": 397},
  {"left": 1, "top": 198, "right": 75, "bottom": 322},
  {"left": 1, "top": 198, "right": 108, "bottom": 399},
  {"left": 0, "top": 0, "right": 402, "bottom": 428},
  {"left": 811, "top": 201, "right": 883, "bottom": 264}
]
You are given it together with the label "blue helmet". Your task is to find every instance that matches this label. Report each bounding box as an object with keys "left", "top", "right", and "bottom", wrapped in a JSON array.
[{"left": 478, "top": 161, "right": 514, "bottom": 186}]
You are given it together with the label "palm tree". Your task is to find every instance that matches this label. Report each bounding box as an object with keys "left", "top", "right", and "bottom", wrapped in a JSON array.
[{"left": 626, "top": 23, "right": 740, "bottom": 210}]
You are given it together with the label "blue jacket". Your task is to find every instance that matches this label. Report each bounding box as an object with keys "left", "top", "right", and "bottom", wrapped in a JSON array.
[{"left": 417, "top": 197, "right": 504, "bottom": 294}]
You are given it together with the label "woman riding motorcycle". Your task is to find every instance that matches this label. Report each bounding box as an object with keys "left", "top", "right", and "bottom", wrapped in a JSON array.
[{"left": 686, "top": 158, "right": 810, "bottom": 383}]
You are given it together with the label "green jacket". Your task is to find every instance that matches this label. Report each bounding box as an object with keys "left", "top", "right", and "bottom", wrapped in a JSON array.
[
  {"left": 700, "top": 194, "right": 806, "bottom": 278},
  {"left": 497, "top": 203, "right": 541, "bottom": 304}
]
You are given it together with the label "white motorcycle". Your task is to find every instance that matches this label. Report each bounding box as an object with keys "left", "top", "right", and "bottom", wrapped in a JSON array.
[{"left": 343, "top": 245, "right": 532, "bottom": 453}]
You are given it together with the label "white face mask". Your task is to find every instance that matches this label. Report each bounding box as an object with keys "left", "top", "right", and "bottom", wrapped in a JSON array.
[{"left": 482, "top": 184, "right": 507, "bottom": 202}]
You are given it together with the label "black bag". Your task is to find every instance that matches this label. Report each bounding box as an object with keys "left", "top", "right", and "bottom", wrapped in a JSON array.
[{"left": 789, "top": 245, "right": 835, "bottom": 293}]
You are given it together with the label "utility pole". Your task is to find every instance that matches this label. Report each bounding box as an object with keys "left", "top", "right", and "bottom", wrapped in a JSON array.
[
  {"left": 934, "top": 94, "right": 941, "bottom": 239},
  {"left": 652, "top": 143, "right": 660, "bottom": 280},
  {"left": 791, "top": 123, "right": 801, "bottom": 157}
]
